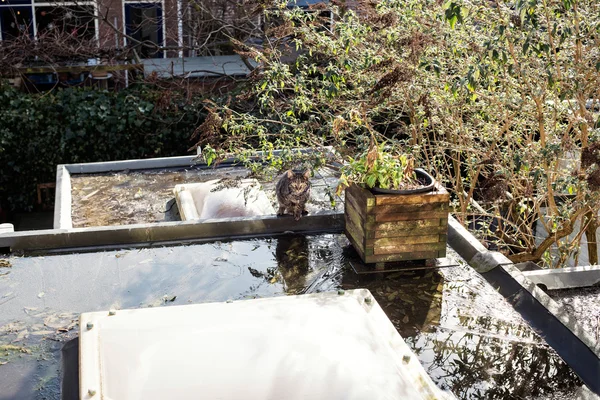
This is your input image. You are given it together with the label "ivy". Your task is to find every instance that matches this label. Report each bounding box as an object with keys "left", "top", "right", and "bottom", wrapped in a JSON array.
[{"left": 0, "top": 84, "right": 205, "bottom": 211}]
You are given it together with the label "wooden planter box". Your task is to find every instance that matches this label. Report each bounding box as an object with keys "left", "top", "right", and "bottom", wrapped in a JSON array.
[{"left": 344, "top": 183, "right": 449, "bottom": 264}]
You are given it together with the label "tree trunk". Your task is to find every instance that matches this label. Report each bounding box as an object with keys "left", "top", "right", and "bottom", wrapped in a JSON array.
[{"left": 584, "top": 210, "right": 598, "bottom": 265}]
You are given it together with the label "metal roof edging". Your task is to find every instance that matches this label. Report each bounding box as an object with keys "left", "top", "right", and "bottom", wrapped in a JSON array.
[
  {"left": 0, "top": 212, "right": 345, "bottom": 254},
  {"left": 53, "top": 148, "right": 340, "bottom": 231},
  {"left": 447, "top": 215, "right": 600, "bottom": 395},
  {"left": 521, "top": 265, "right": 600, "bottom": 290}
]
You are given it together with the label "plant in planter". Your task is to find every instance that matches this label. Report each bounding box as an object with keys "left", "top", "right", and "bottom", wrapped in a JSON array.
[{"left": 337, "top": 141, "right": 449, "bottom": 264}]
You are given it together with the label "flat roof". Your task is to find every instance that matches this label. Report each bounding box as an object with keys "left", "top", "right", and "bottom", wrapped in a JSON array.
[{"left": 0, "top": 235, "right": 589, "bottom": 399}]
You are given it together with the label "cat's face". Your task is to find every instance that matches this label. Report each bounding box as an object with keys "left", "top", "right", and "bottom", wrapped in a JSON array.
[{"left": 287, "top": 170, "right": 311, "bottom": 192}]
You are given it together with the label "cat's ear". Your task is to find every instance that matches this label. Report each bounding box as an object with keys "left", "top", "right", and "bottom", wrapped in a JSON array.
[
  {"left": 303, "top": 170, "right": 311, "bottom": 179},
  {"left": 286, "top": 170, "right": 294, "bottom": 179}
]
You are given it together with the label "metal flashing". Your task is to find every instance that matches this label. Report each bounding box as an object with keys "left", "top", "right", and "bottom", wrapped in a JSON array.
[{"left": 447, "top": 215, "right": 600, "bottom": 395}]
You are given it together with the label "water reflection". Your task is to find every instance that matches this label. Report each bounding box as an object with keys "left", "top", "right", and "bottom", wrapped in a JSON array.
[
  {"left": 245, "top": 235, "right": 312, "bottom": 295},
  {"left": 249, "top": 234, "right": 341, "bottom": 295},
  {"left": 335, "top": 256, "right": 581, "bottom": 400},
  {"left": 269, "top": 236, "right": 583, "bottom": 399},
  {"left": 275, "top": 235, "right": 311, "bottom": 294},
  {"left": 250, "top": 236, "right": 582, "bottom": 399},
  {"left": 0, "top": 235, "right": 585, "bottom": 400},
  {"left": 407, "top": 327, "right": 579, "bottom": 399},
  {"left": 342, "top": 268, "right": 444, "bottom": 338}
]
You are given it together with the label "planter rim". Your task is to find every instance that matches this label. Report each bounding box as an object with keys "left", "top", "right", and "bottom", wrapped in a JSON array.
[{"left": 370, "top": 168, "right": 435, "bottom": 195}]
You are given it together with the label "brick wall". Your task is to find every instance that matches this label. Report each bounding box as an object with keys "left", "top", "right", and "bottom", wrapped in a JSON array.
[{"left": 97, "top": 0, "right": 125, "bottom": 48}]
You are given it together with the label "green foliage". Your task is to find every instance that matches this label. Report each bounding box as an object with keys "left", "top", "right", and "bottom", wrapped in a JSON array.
[
  {"left": 0, "top": 85, "right": 204, "bottom": 211},
  {"left": 202, "top": 144, "right": 218, "bottom": 167},
  {"left": 338, "top": 140, "right": 417, "bottom": 194},
  {"left": 198, "top": 0, "right": 600, "bottom": 266},
  {"left": 443, "top": 1, "right": 463, "bottom": 29}
]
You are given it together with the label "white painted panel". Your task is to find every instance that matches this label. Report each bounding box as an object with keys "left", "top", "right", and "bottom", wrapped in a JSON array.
[{"left": 79, "top": 290, "right": 453, "bottom": 400}]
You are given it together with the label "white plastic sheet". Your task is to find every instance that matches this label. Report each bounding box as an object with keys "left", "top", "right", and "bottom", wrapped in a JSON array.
[{"left": 79, "top": 289, "right": 452, "bottom": 400}]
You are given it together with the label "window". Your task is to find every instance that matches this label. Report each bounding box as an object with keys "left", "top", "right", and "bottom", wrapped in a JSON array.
[
  {"left": 0, "top": 6, "right": 32, "bottom": 39},
  {"left": 0, "top": 0, "right": 31, "bottom": 5},
  {"left": 124, "top": 2, "right": 164, "bottom": 59},
  {"left": 0, "top": 0, "right": 96, "bottom": 41},
  {"left": 35, "top": 6, "right": 95, "bottom": 40}
]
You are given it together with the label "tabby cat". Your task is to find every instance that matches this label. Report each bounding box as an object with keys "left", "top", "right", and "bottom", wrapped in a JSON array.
[{"left": 276, "top": 170, "right": 311, "bottom": 221}]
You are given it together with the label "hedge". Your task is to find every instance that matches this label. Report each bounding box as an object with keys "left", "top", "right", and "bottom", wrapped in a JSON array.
[{"left": 0, "top": 85, "right": 205, "bottom": 211}]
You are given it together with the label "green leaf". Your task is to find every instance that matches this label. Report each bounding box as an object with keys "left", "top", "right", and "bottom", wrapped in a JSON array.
[{"left": 449, "top": 15, "right": 458, "bottom": 29}]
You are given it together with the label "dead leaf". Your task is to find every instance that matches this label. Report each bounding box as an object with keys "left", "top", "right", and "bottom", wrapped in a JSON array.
[
  {"left": 0, "top": 344, "right": 30, "bottom": 354},
  {"left": 57, "top": 321, "right": 78, "bottom": 333},
  {"left": 402, "top": 315, "right": 409, "bottom": 324},
  {"left": 0, "top": 322, "right": 25, "bottom": 334},
  {"left": 15, "top": 330, "right": 29, "bottom": 342},
  {"left": 31, "top": 330, "right": 54, "bottom": 336}
]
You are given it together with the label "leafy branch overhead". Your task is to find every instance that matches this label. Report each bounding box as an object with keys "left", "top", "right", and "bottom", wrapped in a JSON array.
[{"left": 196, "top": 0, "right": 600, "bottom": 267}]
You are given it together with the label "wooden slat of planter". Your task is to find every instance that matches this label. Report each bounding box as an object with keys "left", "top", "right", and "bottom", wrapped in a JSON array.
[
  {"left": 345, "top": 192, "right": 367, "bottom": 223},
  {"left": 365, "top": 251, "right": 440, "bottom": 264},
  {"left": 347, "top": 185, "right": 376, "bottom": 208},
  {"left": 372, "top": 211, "right": 448, "bottom": 223},
  {"left": 345, "top": 228, "right": 366, "bottom": 261},
  {"left": 369, "top": 223, "right": 448, "bottom": 239},
  {"left": 374, "top": 241, "right": 446, "bottom": 255},
  {"left": 373, "top": 202, "right": 448, "bottom": 215},
  {"left": 348, "top": 196, "right": 374, "bottom": 215},
  {"left": 345, "top": 185, "right": 360, "bottom": 209},
  {"left": 345, "top": 215, "right": 365, "bottom": 249},
  {"left": 374, "top": 219, "right": 445, "bottom": 232},
  {"left": 371, "top": 235, "right": 441, "bottom": 250},
  {"left": 345, "top": 200, "right": 366, "bottom": 234},
  {"left": 375, "top": 185, "right": 449, "bottom": 206},
  {"left": 345, "top": 224, "right": 365, "bottom": 248},
  {"left": 375, "top": 192, "right": 449, "bottom": 206}
]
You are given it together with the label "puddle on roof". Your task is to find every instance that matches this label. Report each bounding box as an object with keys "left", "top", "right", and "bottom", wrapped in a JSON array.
[
  {"left": 0, "top": 234, "right": 585, "bottom": 399},
  {"left": 69, "top": 166, "right": 342, "bottom": 227}
]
